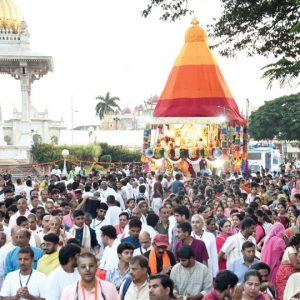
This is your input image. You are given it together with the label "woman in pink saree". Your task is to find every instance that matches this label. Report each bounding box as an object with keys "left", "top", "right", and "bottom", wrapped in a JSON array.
[{"left": 260, "top": 222, "right": 286, "bottom": 284}]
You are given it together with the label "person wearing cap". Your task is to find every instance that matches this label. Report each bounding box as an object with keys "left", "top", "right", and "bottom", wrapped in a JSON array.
[
  {"left": 144, "top": 234, "right": 176, "bottom": 275},
  {"left": 37, "top": 233, "right": 60, "bottom": 276}
]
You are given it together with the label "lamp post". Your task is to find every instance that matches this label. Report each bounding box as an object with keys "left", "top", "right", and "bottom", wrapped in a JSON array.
[
  {"left": 71, "top": 97, "right": 79, "bottom": 145},
  {"left": 113, "top": 114, "right": 121, "bottom": 130},
  {"left": 61, "top": 149, "right": 69, "bottom": 176}
]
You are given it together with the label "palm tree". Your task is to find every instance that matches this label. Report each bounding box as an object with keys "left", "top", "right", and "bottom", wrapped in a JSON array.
[{"left": 95, "top": 92, "right": 121, "bottom": 120}]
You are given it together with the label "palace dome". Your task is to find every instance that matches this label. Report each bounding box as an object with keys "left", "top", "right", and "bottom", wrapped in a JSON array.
[{"left": 0, "top": 0, "right": 22, "bottom": 33}]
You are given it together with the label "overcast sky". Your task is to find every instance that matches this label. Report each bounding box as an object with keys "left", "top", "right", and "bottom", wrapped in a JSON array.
[{"left": 1, "top": 0, "right": 298, "bottom": 128}]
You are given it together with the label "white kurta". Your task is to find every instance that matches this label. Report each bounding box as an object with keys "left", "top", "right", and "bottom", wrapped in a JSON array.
[{"left": 191, "top": 230, "right": 219, "bottom": 278}]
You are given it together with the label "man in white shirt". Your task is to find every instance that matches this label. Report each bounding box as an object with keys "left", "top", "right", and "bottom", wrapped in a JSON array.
[
  {"left": 99, "top": 181, "right": 116, "bottom": 202},
  {"left": 0, "top": 246, "right": 46, "bottom": 300},
  {"left": 191, "top": 214, "right": 219, "bottom": 278},
  {"left": 99, "top": 225, "right": 120, "bottom": 271},
  {"left": 50, "top": 165, "right": 62, "bottom": 177},
  {"left": 133, "top": 231, "right": 152, "bottom": 256},
  {"left": 246, "top": 186, "right": 259, "bottom": 205},
  {"left": 116, "top": 180, "right": 127, "bottom": 198},
  {"left": 123, "top": 165, "right": 130, "bottom": 177},
  {"left": 0, "top": 227, "right": 18, "bottom": 289},
  {"left": 106, "top": 195, "right": 122, "bottom": 226},
  {"left": 219, "top": 217, "right": 257, "bottom": 266},
  {"left": 46, "top": 243, "right": 81, "bottom": 300},
  {"left": 15, "top": 178, "right": 25, "bottom": 196},
  {"left": 90, "top": 202, "right": 110, "bottom": 259}
]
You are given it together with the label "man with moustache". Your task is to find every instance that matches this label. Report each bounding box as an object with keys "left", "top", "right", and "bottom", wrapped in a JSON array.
[
  {"left": 149, "top": 274, "right": 174, "bottom": 300},
  {"left": 0, "top": 246, "right": 46, "bottom": 299},
  {"left": 144, "top": 234, "right": 176, "bottom": 275}
]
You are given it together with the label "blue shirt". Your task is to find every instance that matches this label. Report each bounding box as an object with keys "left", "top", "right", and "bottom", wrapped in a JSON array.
[
  {"left": 4, "top": 246, "right": 43, "bottom": 277},
  {"left": 106, "top": 266, "right": 130, "bottom": 290},
  {"left": 228, "top": 257, "right": 260, "bottom": 283},
  {"left": 121, "top": 236, "right": 141, "bottom": 249},
  {"left": 171, "top": 180, "right": 184, "bottom": 194}
]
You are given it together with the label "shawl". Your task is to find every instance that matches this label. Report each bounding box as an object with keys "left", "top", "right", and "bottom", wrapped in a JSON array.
[
  {"left": 70, "top": 224, "right": 91, "bottom": 250},
  {"left": 37, "top": 251, "right": 60, "bottom": 276},
  {"left": 283, "top": 273, "right": 300, "bottom": 300},
  {"left": 148, "top": 249, "right": 171, "bottom": 275},
  {"left": 261, "top": 223, "right": 286, "bottom": 283}
]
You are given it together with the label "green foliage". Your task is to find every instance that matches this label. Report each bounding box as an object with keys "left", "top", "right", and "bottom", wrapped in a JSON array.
[
  {"left": 99, "top": 143, "right": 141, "bottom": 162},
  {"left": 142, "top": 0, "right": 192, "bottom": 22},
  {"left": 99, "top": 154, "right": 112, "bottom": 168},
  {"left": 95, "top": 92, "right": 121, "bottom": 121},
  {"left": 142, "top": 0, "right": 300, "bottom": 87},
  {"left": 249, "top": 93, "right": 300, "bottom": 141},
  {"left": 31, "top": 144, "right": 102, "bottom": 163},
  {"left": 209, "top": 0, "right": 300, "bottom": 59},
  {"left": 262, "top": 58, "right": 300, "bottom": 87},
  {"left": 100, "top": 154, "right": 112, "bottom": 162},
  {"left": 31, "top": 143, "right": 141, "bottom": 164}
]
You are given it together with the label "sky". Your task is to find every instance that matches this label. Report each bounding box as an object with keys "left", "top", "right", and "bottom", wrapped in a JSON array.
[{"left": 0, "top": 0, "right": 299, "bottom": 129}]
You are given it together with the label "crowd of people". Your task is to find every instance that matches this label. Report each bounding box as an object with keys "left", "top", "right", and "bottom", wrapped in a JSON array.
[{"left": 0, "top": 160, "right": 299, "bottom": 299}]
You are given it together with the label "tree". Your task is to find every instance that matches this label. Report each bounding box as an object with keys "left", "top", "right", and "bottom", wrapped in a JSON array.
[
  {"left": 95, "top": 92, "right": 121, "bottom": 121},
  {"left": 142, "top": 0, "right": 300, "bottom": 86},
  {"left": 248, "top": 93, "right": 300, "bottom": 141},
  {"left": 31, "top": 144, "right": 102, "bottom": 164},
  {"left": 261, "top": 1, "right": 300, "bottom": 87},
  {"left": 142, "top": 0, "right": 192, "bottom": 22}
]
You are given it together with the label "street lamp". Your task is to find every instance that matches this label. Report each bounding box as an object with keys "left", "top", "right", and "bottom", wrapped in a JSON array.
[
  {"left": 71, "top": 97, "right": 79, "bottom": 145},
  {"left": 61, "top": 149, "right": 69, "bottom": 176},
  {"left": 113, "top": 114, "right": 121, "bottom": 130}
]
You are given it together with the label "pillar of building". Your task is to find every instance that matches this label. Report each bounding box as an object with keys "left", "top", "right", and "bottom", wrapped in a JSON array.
[{"left": 19, "top": 63, "right": 32, "bottom": 146}]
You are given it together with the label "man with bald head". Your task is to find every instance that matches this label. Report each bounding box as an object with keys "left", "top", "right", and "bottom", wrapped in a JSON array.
[
  {"left": 100, "top": 180, "right": 116, "bottom": 202},
  {"left": 134, "top": 231, "right": 152, "bottom": 256},
  {"left": 4, "top": 228, "right": 43, "bottom": 276}
]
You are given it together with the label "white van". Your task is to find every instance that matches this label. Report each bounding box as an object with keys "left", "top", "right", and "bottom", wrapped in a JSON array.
[{"left": 248, "top": 147, "right": 281, "bottom": 173}]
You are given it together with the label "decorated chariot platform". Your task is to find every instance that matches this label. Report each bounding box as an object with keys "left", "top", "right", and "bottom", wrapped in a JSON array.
[{"left": 142, "top": 19, "right": 248, "bottom": 177}]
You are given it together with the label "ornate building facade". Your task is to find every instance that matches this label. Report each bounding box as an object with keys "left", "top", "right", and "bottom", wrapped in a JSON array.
[
  {"left": 0, "top": 0, "right": 64, "bottom": 162},
  {"left": 100, "top": 95, "right": 158, "bottom": 130}
]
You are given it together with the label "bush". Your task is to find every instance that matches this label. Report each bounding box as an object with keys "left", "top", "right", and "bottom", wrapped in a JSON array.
[
  {"left": 99, "top": 143, "right": 141, "bottom": 162},
  {"left": 100, "top": 154, "right": 112, "bottom": 168},
  {"left": 31, "top": 143, "right": 141, "bottom": 165},
  {"left": 31, "top": 143, "right": 102, "bottom": 164}
]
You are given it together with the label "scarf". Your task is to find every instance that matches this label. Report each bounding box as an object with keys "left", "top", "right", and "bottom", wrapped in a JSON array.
[
  {"left": 71, "top": 224, "right": 91, "bottom": 250},
  {"left": 37, "top": 252, "right": 60, "bottom": 276},
  {"left": 148, "top": 249, "right": 171, "bottom": 275}
]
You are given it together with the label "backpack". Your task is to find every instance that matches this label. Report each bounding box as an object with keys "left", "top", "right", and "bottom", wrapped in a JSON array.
[{"left": 121, "top": 277, "right": 132, "bottom": 300}]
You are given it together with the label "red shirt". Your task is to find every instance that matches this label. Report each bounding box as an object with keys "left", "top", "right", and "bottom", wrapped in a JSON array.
[
  {"left": 216, "top": 232, "right": 229, "bottom": 270},
  {"left": 203, "top": 290, "right": 221, "bottom": 300},
  {"left": 175, "top": 237, "right": 209, "bottom": 263}
]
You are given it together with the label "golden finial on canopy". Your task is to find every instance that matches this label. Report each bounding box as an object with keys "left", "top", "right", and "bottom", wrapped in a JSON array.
[{"left": 191, "top": 17, "right": 199, "bottom": 26}]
